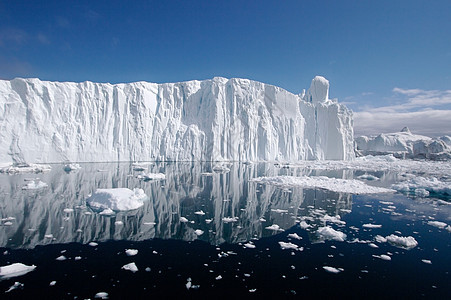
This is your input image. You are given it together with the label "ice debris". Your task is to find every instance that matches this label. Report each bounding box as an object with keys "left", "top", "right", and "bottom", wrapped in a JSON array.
[
  {"left": 0, "top": 263, "right": 36, "bottom": 279},
  {"left": 122, "top": 262, "right": 138, "bottom": 273}
]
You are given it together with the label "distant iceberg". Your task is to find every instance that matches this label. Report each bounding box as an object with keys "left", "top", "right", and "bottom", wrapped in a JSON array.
[{"left": 355, "top": 127, "right": 451, "bottom": 160}]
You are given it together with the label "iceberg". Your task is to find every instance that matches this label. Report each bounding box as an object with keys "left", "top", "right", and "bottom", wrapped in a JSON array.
[
  {"left": 0, "top": 76, "right": 354, "bottom": 163},
  {"left": 355, "top": 127, "right": 451, "bottom": 160}
]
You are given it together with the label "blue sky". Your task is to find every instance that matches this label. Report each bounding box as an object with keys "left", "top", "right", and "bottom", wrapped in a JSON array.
[{"left": 1, "top": 0, "right": 450, "bottom": 136}]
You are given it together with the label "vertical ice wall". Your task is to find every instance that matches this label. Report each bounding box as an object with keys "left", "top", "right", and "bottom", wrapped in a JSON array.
[{"left": 0, "top": 76, "right": 354, "bottom": 163}]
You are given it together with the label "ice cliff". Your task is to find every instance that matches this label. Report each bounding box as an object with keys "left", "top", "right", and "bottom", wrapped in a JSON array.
[
  {"left": 355, "top": 127, "right": 451, "bottom": 160},
  {"left": 0, "top": 76, "right": 354, "bottom": 163}
]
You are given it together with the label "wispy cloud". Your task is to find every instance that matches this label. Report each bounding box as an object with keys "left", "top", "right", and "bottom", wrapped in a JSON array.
[
  {"left": 353, "top": 87, "right": 451, "bottom": 137},
  {"left": 0, "top": 28, "right": 28, "bottom": 47}
]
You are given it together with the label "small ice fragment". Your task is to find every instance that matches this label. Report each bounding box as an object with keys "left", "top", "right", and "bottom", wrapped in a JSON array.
[
  {"left": 5, "top": 282, "right": 24, "bottom": 293},
  {"left": 75, "top": 256, "right": 82, "bottom": 260},
  {"left": 95, "top": 292, "right": 109, "bottom": 299},
  {"left": 249, "top": 289, "right": 257, "bottom": 292},
  {"left": 222, "top": 217, "right": 238, "bottom": 223},
  {"left": 215, "top": 275, "right": 222, "bottom": 280},
  {"left": 3, "top": 221, "right": 12, "bottom": 226},
  {"left": 125, "top": 249, "right": 138, "bottom": 256},
  {"left": 363, "top": 223, "right": 382, "bottom": 229},
  {"left": 323, "top": 266, "right": 342, "bottom": 274},
  {"left": 63, "top": 208, "right": 74, "bottom": 213},
  {"left": 194, "top": 210, "right": 205, "bottom": 215},
  {"left": 99, "top": 208, "right": 115, "bottom": 215},
  {"left": 56, "top": 255, "right": 66, "bottom": 261},
  {"left": 45, "top": 234, "right": 53, "bottom": 239},
  {"left": 145, "top": 267, "right": 151, "bottom": 272},
  {"left": 279, "top": 241, "right": 301, "bottom": 251},
  {"left": 259, "top": 218, "right": 266, "bottom": 222},
  {"left": 244, "top": 243, "right": 256, "bottom": 249},
  {"left": 194, "top": 229, "right": 204, "bottom": 236},
  {"left": 143, "top": 222, "right": 156, "bottom": 225},
  {"left": 180, "top": 217, "right": 189, "bottom": 223},
  {"left": 271, "top": 209, "right": 288, "bottom": 213},
  {"left": 287, "top": 233, "right": 302, "bottom": 240},
  {"left": 122, "top": 262, "right": 138, "bottom": 273},
  {"left": 265, "top": 224, "right": 283, "bottom": 231},
  {"left": 49, "top": 281, "right": 56, "bottom": 286},
  {"left": 115, "top": 221, "right": 124, "bottom": 226},
  {"left": 380, "top": 254, "right": 391, "bottom": 261},
  {"left": 422, "top": 259, "right": 432, "bottom": 264},
  {"left": 89, "top": 242, "right": 98, "bottom": 247},
  {"left": 22, "top": 180, "right": 48, "bottom": 190},
  {"left": 205, "top": 219, "right": 213, "bottom": 224},
  {"left": 375, "top": 235, "right": 387, "bottom": 243},
  {"left": 368, "top": 243, "right": 379, "bottom": 248}
]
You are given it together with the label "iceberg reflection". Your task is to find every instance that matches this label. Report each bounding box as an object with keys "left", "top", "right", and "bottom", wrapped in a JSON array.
[{"left": 0, "top": 162, "right": 354, "bottom": 249}]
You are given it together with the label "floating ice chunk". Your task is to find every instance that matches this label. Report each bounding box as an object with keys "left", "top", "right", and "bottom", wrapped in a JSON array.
[
  {"left": 137, "top": 173, "right": 165, "bottom": 181},
  {"left": 205, "top": 219, "right": 213, "bottom": 224},
  {"left": 287, "top": 233, "right": 302, "bottom": 240},
  {"left": 115, "top": 221, "right": 124, "bottom": 226},
  {"left": 222, "top": 217, "right": 238, "bottom": 223},
  {"left": 194, "top": 210, "right": 205, "bottom": 215},
  {"left": 385, "top": 234, "right": 418, "bottom": 249},
  {"left": 125, "top": 249, "right": 138, "bottom": 256},
  {"left": 265, "top": 224, "right": 284, "bottom": 231},
  {"left": 194, "top": 229, "right": 204, "bottom": 236},
  {"left": 75, "top": 256, "right": 82, "bottom": 260},
  {"left": 358, "top": 174, "right": 379, "bottom": 181},
  {"left": 99, "top": 208, "right": 115, "bottom": 215},
  {"left": 422, "top": 259, "right": 432, "bottom": 264},
  {"left": 49, "top": 281, "right": 56, "bottom": 286},
  {"left": 244, "top": 243, "right": 256, "bottom": 249},
  {"left": 89, "top": 242, "right": 98, "bottom": 247},
  {"left": 45, "top": 234, "right": 53, "bottom": 239},
  {"left": 180, "top": 217, "right": 189, "bottom": 223},
  {"left": 122, "top": 262, "right": 138, "bottom": 273},
  {"left": 95, "top": 292, "right": 109, "bottom": 299},
  {"left": 363, "top": 223, "right": 382, "bottom": 229},
  {"left": 87, "top": 188, "right": 147, "bottom": 211},
  {"left": 299, "top": 221, "right": 311, "bottom": 229},
  {"left": 63, "top": 164, "right": 81, "bottom": 172},
  {"left": 321, "top": 214, "right": 346, "bottom": 225},
  {"left": 373, "top": 254, "right": 391, "bottom": 261},
  {"left": 427, "top": 221, "right": 448, "bottom": 229},
  {"left": 0, "top": 263, "right": 36, "bottom": 278},
  {"left": 323, "top": 266, "right": 342, "bottom": 274},
  {"left": 215, "top": 275, "right": 222, "bottom": 280},
  {"left": 368, "top": 243, "right": 379, "bottom": 248},
  {"left": 22, "top": 180, "right": 48, "bottom": 190},
  {"left": 5, "top": 282, "right": 24, "bottom": 293},
  {"left": 279, "top": 241, "right": 302, "bottom": 251},
  {"left": 201, "top": 172, "right": 215, "bottom": 176},
  {"left": 63, "top": 208, "right": 74, "bottom": 213},
  {"left": 317, "top": 226, "right": 346, "bottom": 242},
  {"left": 3, "top": 221, "right": 13, "bottom": 226},
  {"left": 185, "top": 277, "right": 200, "bottom": 289},
  {"left": 375, "top": 235, "right": 387, "bottom": 243},
  {"left": 56, "top": 255, "right": 66, "bottom": 261},
  {"left": 250, "top": 176, "right": 394, "bottom": 194},
  {"left": 271, "top": 209, "right": 288, "bottom": 213}
]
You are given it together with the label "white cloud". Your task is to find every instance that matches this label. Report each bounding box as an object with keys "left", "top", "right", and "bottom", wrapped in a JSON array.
[{"left": 353, "top": 87, "right": 451, "bottom": 137}]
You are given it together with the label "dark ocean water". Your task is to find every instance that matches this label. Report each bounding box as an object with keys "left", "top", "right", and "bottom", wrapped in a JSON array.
[{"left": 0, "top": 162, "right": 450, "bottom": 299}]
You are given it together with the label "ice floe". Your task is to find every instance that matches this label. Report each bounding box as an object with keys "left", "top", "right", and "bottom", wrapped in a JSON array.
[
  {"left": 87, "top": 188, "right": 147, "bottom": 211},
  {"left": 427, "top": 221, "right": 448, "bottom": 229},
  {"left": 95, "top": 292, "right": 109, "bottom": 299},
  {"left": 362, "top": 223, "right": 382, "bottom": 229},
  {"left": 279, "top": 241, "right": 302, "bottom": 251},
  {"left": 5, "top": 282, "right": 24, "bottom": 293},
  {"left": 250, "top": 176, "right": 394, "bottom": 194},
  {"left": 0, "top": 163, "right": 51, "bottom": 174},
  {"left": 0, "top": 263, "right": 36, "bottom": 279}
]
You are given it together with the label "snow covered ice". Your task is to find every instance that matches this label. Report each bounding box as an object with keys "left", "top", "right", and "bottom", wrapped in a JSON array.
[{"left": 0, "top": 76, "right": 354, "bottom": 163}]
